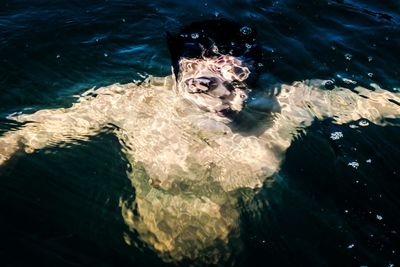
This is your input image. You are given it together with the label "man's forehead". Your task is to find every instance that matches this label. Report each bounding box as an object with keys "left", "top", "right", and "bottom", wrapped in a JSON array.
[
  {"left": 178, "top": 55, "right": 251, "bottom": 82},
  {"left": 179, "top": 55, "right": 244, "bottom": 67}
]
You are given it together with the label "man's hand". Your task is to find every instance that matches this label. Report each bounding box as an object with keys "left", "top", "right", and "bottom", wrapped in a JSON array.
[{"left": 0, "top": 135, "right": 21, "bottom": 166}]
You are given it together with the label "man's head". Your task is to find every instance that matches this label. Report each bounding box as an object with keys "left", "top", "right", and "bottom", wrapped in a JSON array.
[{"left": 167, "top": 19, "right": 262, "bottom": 120}]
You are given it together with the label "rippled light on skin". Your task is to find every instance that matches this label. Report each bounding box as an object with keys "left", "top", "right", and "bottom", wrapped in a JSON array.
[
  {"left": 177, "top": 55, "right": 251, "bottom": 121},
  {"left": 1, "top": 72, "right": 400, "bottom": 264}
]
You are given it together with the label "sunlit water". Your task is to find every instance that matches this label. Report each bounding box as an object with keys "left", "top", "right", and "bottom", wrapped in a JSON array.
[{"left": 1, "top": 1, "right": 400, "bottom": 266}]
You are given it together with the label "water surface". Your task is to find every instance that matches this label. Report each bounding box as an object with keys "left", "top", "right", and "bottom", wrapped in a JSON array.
[{"left": 0, "top": 0, "right": 399, "bottom": 266}]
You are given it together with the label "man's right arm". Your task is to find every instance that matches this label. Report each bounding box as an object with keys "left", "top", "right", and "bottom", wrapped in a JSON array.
[{"left": 0, "top": 83, "right": 125, "bottom": 166}]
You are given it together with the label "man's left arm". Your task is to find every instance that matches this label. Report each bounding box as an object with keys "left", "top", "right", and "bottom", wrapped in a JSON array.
[{"left": 276, "top": 80, "right": 400, "bottom": 126}]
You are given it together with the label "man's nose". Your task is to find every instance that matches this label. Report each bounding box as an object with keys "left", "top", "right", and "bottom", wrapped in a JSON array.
[{"left": 211, "top": 82, "right": 234, "bottom": 100}]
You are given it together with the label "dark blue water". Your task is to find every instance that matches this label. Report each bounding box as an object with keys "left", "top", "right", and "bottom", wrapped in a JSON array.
[{"left": 0, "top": 0, "right": 399, "bottom": 266}]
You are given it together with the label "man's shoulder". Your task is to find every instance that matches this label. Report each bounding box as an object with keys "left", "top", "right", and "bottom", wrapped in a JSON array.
[{"left": 88, "top": 76, "right": 174, "bottom": 104}]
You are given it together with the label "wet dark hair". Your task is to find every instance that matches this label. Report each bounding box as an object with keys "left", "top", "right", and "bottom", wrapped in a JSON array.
[{"left": 166, "top": 18, "right": 263, "bottom": 84}]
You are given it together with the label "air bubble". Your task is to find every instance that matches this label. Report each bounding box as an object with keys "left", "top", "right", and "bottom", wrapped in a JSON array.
[
  {"left": 367, "top": 73, "right": 374, "bottom": 77},
  {"left": 344, "top": 53, "right": 352, "bottom": 60},
  {"left": 323, "top": 80, "right": 335, "bottom": 89},
  {"left": 245, "top": 43, "right": 252, "bottom": 49},
  {"left": 191, "top": 33, "right": 199, "bottom": 39},
  {"left": 240, "top": 26, "right": 252, "bottom": 35},
  {"left": 212, "top": 45, "right": 219, "bottom": 53}
]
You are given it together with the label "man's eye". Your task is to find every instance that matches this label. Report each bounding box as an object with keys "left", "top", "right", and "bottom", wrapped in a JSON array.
[
  {"left": 198, "top": 77, "right": 218, "bottom": 90},
  {"left": 187, "top": 77, "right": 218, "bottom": 93},
  {"left": 233, "top": 66, "right": 244, "bottom": 76}
]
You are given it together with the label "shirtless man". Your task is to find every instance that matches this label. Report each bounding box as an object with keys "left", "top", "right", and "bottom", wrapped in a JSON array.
[{"left": 0, "top": 19, "right": 399, "bottom": 264}]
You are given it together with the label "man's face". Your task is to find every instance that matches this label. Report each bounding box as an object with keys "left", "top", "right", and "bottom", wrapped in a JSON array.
[{"left": 177, "top": 55, "right": 251, "bottom": 120}]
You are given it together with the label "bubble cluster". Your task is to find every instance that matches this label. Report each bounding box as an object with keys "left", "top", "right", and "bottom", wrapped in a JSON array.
[
  {"left": 344, "top": 53, "right": 352, "bottom": 60},
  {"left": 348, "top": 161, "right": 359, "bottom": 169},
  {"left": 330, "top": 131, "right": 343, "bottom": 140}
]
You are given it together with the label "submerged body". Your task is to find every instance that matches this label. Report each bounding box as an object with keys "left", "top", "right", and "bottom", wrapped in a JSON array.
[{"left": 0, "top": 75, "right": 399, "bottom": 263}]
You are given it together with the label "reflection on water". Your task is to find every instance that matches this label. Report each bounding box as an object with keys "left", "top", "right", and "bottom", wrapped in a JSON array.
[{"left": 1, "top": 74, "right": 399, "bottom": 264}]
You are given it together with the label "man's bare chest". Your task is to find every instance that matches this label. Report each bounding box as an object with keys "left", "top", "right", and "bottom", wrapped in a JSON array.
[{"left": 118, "top": 109, "right": 275, "bottom": 191}]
